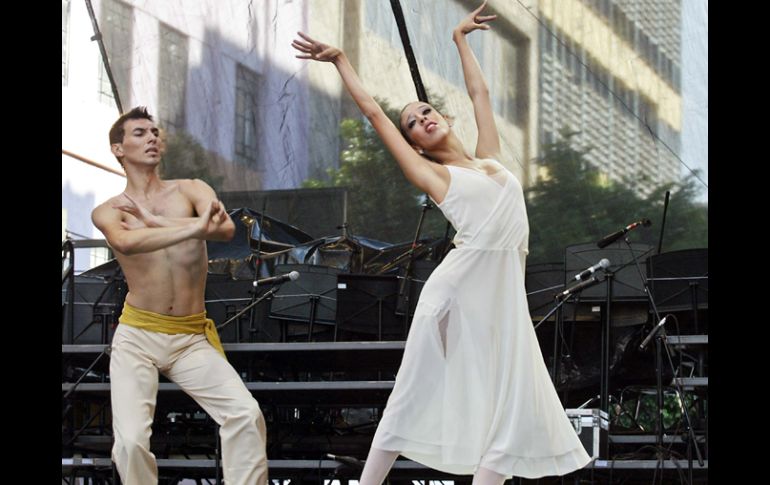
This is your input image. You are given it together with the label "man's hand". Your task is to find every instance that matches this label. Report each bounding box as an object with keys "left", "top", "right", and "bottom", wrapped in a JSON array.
[
  {"left": 195, "top": 200, "right": 229, "bottom": 239},
  {"left": 113, "top": 193, "right": 160, "bottom": 227}
]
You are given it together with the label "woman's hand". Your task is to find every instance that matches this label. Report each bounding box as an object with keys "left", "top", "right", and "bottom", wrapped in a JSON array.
[
  {"left": 292, "top": 32, "right": 343, "bottom": 63},
  {"left": 453, "top": 1, "right": 497, "bottom": 37}
]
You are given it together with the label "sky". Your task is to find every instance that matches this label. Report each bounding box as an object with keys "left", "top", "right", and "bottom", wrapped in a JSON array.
[{"left": 680, "top": 0, "right": 708, "bottom": 202}]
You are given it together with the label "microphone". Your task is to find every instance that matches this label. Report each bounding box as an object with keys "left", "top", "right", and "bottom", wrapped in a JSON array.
[
  {"left": 556, "top": 276, "right": 601, "bottom": 301},
  {"left": 597, "top": 218, "right": 652, "bottom": 248},
  {"left": 253, "top": 271, "right": 300, "bottom": 287},
  {"left": 572, "top": 258, "right": 610, "bottom": 281},
  {"left": 639, "top": 316, "right": 668, "bottom": 351},
  {"left": 326, "top": 453, "right": 365, "bottom": 468}
]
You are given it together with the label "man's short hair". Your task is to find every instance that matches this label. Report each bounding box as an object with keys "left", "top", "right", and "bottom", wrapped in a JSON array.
[{"left": 109, "top": 106, "right": 154, "bottom": 145}]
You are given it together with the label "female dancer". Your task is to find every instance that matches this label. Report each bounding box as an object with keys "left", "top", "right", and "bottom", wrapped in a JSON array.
[{"left": 292, "top": 2, "right": 591, "bottom": 483}]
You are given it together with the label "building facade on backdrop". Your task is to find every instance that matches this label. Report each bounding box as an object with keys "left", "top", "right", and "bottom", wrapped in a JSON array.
[{"left": 537, "top": 0, "right": 682, "bottom": 196}]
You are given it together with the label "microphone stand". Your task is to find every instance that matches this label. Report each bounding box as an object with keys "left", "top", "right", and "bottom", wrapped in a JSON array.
[
  {"left": 533, "top": 292, "right": 575, "bottom": 330},
  {"left": 247, "top": 201, "right": 269, "bottom": 342},
  {"left": 217, "top": 284, "right": 283, "bottom": 331},
  {"left": 398, "top": 196, "right": 433, "bottom": 337},
  {"left": 534, "top": 277, "right": 599, "bottom": 389},
  {"left": 600, "top": 269, "right": 614, "bottom": 430},
  {"left": 622, "top": 237, "right": 704, "bottom": 474},
  {"left": 535, "top": 293, "right": 569, "bottom": 389}
]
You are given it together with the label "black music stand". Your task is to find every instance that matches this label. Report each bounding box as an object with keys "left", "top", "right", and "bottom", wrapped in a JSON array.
[
  {"left": 336, "top": 274, "right": 402, "bottom": 341},
  {"left": 647, "top": 248, "right": 708, "bottom": 458},
  {"left": 565, "top": 241, "right": 653, "bottom": 302},
  {"left": 268, "top": 264, "right": 339, "bottom": 341},
  {"left": 647, "top": 247, "right": 708, "bottom": 373},
  {"left": 205, "top": 275, "right": 280, "bottom": 343},
  {"left": 564, "top": 241, "right": 653, "bottom": 441},
  {"left": 648, "top": 248, "right": 708, "bottom": 315}
]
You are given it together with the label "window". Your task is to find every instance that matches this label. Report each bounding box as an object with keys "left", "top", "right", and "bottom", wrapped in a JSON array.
[
  {"left": 158, "top": 23, "right": 188, "bottom": 133},
  {"left": 638, "top": 95, "right": 658, "bottom": 127},
  {"left": 601, "top": 0, "right": 611, "bottom": 19},
  {"left": 62, "top": 0, "right": 70, "bottom": 86},
  {"left": 493, "top": 33, "right": 522, "bottom": 126},
  {"left": 97, "top": 0, "right": 133, "bottom": 107},
  {"left": 543, "top": 130, "right": 554, "bottom": 146},
  {"left": 638, "top": 31, "right": 649, "bottom": 61},
  {"left": 234, "top": 64, "right": 263, "bottom": 167},
  {"left": 651, "top": 44, "right": 659, "bottom": 73},
  {"left": 572, "top": 48, "right": 582, "bottom": 85},
  {"left": 673, "top": 63, "right": 681, "bottom": 92}
]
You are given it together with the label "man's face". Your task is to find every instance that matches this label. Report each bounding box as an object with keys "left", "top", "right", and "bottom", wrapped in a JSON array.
[{"left": 112, "top": 118, "right": 161, "bottom": 166}]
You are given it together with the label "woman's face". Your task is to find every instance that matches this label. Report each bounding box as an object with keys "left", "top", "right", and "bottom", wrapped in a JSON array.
[{"left": 400, "top": 102, "right": 451, "bottom": 151}]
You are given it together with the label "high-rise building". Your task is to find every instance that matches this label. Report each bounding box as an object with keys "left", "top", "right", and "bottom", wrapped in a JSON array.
[{"left": 538, "top": 0, "right": 681, "bottom": 195}]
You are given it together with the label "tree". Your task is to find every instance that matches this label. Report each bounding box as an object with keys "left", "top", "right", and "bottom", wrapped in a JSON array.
[
  {"left": 303, "top": 98, "right": 449, "bottom": 243},
  {"left": 526, "top": 130, "right": 708, "bottom": 263},
  {"left": 159, "top": 130, "right": 224, "bottom": 192}
]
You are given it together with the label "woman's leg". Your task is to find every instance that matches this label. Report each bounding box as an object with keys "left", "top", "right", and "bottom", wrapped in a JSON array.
[
  {"left": 471, "top": 466, "right": 507, "bottom": 485},
  {"left": 358, "top": 448, "right": 400, "bottom": 485}
]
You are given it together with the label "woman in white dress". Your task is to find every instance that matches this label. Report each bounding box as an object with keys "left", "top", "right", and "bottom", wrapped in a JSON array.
[{"left": 292, "top": 2, "right": 591, "bottom": 484}]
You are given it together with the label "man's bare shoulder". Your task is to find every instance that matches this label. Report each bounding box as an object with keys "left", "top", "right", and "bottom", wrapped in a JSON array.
[
  {"left": 92, "top": 194, "right": 123, "bottom": 216},
  {"left": 91, "top": 195, "right": 123, "bottom": 227},
  {"left": 174, "top": 178, "right": 216, "bottom": 198}
]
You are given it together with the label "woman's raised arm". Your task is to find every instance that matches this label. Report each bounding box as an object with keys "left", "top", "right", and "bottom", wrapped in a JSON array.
[
  {"left": 292, "top": 32, "right": 445, "bottom": 197},
  {"left": 452, "top": 1, "right": 501, "bottom": 160}
]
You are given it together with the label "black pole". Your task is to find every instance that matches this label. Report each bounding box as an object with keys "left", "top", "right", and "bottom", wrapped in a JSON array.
[
  {"left": 398, "top": 198, "right": 432, "bottom": 333},
  {"left": 654, "top": 333, "right": 665, "bottom": 449},
  {"left": 63, "top": 239, "right": 75, "bottom": 344},
  {"left": 217, "top": 286, "right": 282, "bottom": 331},
  {"left": 85, "top": 0, "right": 124, "bottom": 113},
  {"left": 215, "top": 424, "right": 222, "bottom": 484},
  {"left": 389, "top": 0, "right": 429, "bottom": 102},
  {"left": 656, "top": 191, "right": 670, "bottom": 255},
  {"left": 248, "top": 201, "right": 269, "bottom": 341},
  {"left": 600, "top": 273, "right": 613, "bottom": 415}
]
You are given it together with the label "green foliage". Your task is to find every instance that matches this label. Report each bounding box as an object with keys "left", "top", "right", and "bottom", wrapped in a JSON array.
[
  {"left": 303, "top": 97, "right": 449, "bottom": 243},
  {"left": 613, "top": 391, "right": 705, "bottom": 433},
  {"left": 159, "top": 130, "right": 224, "bottom": 192},
  {"left": 304, "top": 111, "right": 707, "bottom": 255},
  {"left": 526, "top": 129, "right": 708, "bottom": 263}
]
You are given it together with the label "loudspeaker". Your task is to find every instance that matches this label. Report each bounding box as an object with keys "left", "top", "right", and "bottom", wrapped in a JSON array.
[
  {"left": 336, "top": 274, "right": 402, "bottom": 341},
  {"left": 268, "top": 264, "right": 340, "bottom": 340},
  {"left": 61, "top": 274, "right": 125, "bottom": 344},
  {"left": 647, "top": 248, "right": 708, "bottom": 313}
]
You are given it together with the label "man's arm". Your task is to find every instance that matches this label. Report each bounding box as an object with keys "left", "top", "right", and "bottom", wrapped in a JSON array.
[
  {"left": 92, "top": 200, "right": 212, "bottom": 255},
  {"left": 112, "top": 180, "right": 235, "bottom": 241},
  {"left": 181, "top": 179, "right": 235, "bottom": 242}
]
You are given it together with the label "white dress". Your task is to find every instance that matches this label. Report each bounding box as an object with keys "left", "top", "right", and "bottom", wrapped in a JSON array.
[{"left": 371, "top": 160, "right": 592, "bottom": 478}]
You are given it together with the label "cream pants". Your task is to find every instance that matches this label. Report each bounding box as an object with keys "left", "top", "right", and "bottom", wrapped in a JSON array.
[{"left": 110, "top": 324, "right": 267, "bottom": 485}]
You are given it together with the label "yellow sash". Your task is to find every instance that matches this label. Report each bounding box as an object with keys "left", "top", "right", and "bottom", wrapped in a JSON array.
[{"left": 119, "top": 302, "right": 225, "bottom": 358}]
